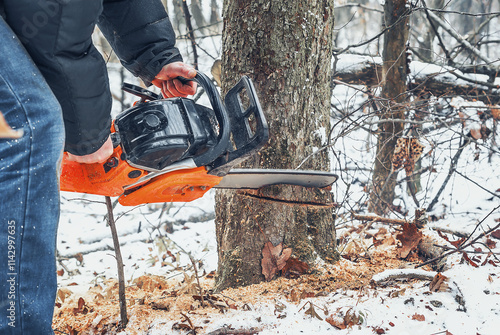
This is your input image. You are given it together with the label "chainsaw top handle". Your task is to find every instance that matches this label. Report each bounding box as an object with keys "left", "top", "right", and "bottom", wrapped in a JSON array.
[{"left": 190, "top": 72, "right": 231, "bottom": 167}]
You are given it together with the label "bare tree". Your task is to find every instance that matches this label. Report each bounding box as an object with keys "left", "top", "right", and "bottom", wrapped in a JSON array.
[
  {"left": 368, "top": 0, "right": 411, "bottom": 214},
  {"left": 214, "top": 0, "right": 337, "bottom": 291}
]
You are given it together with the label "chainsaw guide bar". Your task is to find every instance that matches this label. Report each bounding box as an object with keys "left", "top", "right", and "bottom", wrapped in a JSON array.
[{"left": 215, "top": 169, "right": 338, "bottom": 189}]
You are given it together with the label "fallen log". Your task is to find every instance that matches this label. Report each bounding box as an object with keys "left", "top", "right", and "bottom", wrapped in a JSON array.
[{"left": 333, "top": 54, "right": 500, "bottom": 105}]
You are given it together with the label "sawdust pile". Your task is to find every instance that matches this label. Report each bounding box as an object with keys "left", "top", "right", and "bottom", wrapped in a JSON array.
[{"left": 52, "top": 242, "right": 409, "bottom": 335}]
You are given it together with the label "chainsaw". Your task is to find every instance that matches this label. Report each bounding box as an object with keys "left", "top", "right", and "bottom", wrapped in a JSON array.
[{"left": 60, "top": 72, "right": 338, "bottom": 206}]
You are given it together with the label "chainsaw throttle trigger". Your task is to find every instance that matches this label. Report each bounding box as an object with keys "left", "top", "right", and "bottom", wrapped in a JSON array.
[{"left": 122, "top": 83, "right": 161, "bottom": 102}]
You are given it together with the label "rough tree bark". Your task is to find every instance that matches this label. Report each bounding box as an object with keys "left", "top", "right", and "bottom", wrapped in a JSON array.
[
  {"left": 215, "top": 0, "right": 337, "bottom": 291},
  {"left": 368, "top": 0, "right": 410, "bottom": 215}
]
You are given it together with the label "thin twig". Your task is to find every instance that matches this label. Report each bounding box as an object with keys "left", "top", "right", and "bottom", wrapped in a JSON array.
[
  {"left": 181, "top": 0, "right": 199, "bottom": 69},
  {"left": 422, "top": 3, "right": 498, "bottom": 67},
  {"left": 352, "top": 213, "right": 408, "bottom": 226},
  {"left": 427, "top": 138, "right": 469, "bottom": 212},
  {"left": 416, "top": 204, "right": 500, "bottom": 268},
  {"left": 455, "top": 170, "right": 500, "bottom": 200},
  {"left": 105, "top": 196, "right": 128, "bottom": 328}
]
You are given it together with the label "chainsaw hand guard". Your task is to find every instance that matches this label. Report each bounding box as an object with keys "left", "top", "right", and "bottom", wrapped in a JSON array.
[{"left": 208, "top": 76, "right": 269, "bottom": 176}]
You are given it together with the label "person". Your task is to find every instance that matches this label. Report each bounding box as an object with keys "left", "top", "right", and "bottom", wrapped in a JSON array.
[{"left": 0, "top": 1, "right": 196, "bottom": 333}]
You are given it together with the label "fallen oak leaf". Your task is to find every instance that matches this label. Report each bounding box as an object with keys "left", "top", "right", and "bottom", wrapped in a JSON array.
[
  {"left": 461, "top": 252, "right": 479, "bottom": 268},
  {"left": 492, "top": 107, "right": 500, "bottom": 120},
  {"left": 469, "top": 127, "right": 482, "bottom": 140},
  {"left": 486, "top": 238, "right": 497, "bottom": 249},
  {"left": 396, "top": 222, "right": 423, "bottom": 259},
  {"left": 281, "top": 256, "right": 309, "bottom": 278},
  {"left": 411, "top": 313, "right": 425, "bottom": 321},
  {"left": 429, "top": 273, "right": 449, "bottom": 292},
  {"left": 261, "top": 242, "right": 292, "bottom": 281},
  {"left": 373, "top": 327, "right": 387, "bottom": 334},
  {"left": 437, "top": 231, "right": 466, "bottom": 248},
  {"left": 326, "top": 314, "right": 346, "bottom": 329},
  {"left": 491, "top": 229, "right": 500, "bottom": 240}
]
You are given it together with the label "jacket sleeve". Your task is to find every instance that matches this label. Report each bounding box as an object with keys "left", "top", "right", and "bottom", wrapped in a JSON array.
[
  {"left": 98, "top": 0, "right": 183, "bottom": 86},
  {"left": 3, "top": 0, "right": 112, "bottom": 156}
]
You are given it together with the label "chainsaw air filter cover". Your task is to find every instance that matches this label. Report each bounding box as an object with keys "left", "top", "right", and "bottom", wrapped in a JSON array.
[{"left": 114, "top": 98, "right": 217, "bottom": 171}]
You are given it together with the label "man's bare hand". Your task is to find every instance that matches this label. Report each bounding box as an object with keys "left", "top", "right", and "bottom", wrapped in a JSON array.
[
  {"left": 152, "top": 62, "right": 197, "bottom": 98},
  {"left": 0, "top": 111, "right": 23, "bottom": 139},
  {"left": 66, "top": 136, "right": 113, "bottom": 164}
]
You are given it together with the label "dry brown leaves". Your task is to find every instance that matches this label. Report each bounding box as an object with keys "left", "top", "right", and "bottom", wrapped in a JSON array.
[
  {"left": 492, "top": 107, "right": 500, "bottom": 120},
  {"left": 261, "top": 242, "right": 292, "bottom": 281},
  {"left": 392, "top": 137, "right": 425, "bottom": 175},
  {"left": 396, "top": 222, "right": 423, "bottom": 259},
  {"left": 429, "top": 273, "right": 449, "bottom": 292},
  {"left": 411, "top": 313, "right": 425, "bottom": 321},
  {"left": 326, "top": 307, "right": 366, "bottom": 329},
  {"left": 281, "top": 257, "right": 309, "bottom": 279},
  {"left": 491, "top": 229, "right": 500, "bottom": 240},
  {"left": 468, "top": 124, "right": 492, "bottom": 140}
]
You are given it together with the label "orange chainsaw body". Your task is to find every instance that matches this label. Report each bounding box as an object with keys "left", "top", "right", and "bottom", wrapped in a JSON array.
[{"left": 60, "top": 145, "right": 222, "bottom": 205}]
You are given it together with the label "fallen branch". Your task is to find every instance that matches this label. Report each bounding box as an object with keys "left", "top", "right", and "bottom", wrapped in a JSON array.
[
  {"left": 418, "top": 235, "right": 449, "bottom": 271},
  {"left": 333, "top": 55, "right": 500, "bottom": 105},
  {"left": 352, "top": 213, "right": 407, "bottom": 225},
  {"left": 372, "top": 268, "right": 437, "bottom": 284},
  {"left": 207, "top": 327, "right": 261, "bottom": 335},
  {"left": 417, "top": 204, "right": 500, "bottom": 268}
]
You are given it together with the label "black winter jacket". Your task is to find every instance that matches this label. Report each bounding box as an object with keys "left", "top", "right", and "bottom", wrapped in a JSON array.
[{"left": 1, "top": 0, "right": 182, "bottom": 155}]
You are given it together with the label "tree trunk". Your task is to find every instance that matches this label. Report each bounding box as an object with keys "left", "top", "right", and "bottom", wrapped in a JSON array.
[
  {"left": 368, "top": 0, "right": 410, "bottom": 215},
  {"left": 215, "top": 0, "right": 337, "bottom": 291}
]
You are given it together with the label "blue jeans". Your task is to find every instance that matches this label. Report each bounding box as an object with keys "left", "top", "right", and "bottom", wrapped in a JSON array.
[{"left": 0, "top": 17, "right": 65, "bottom": 334}]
